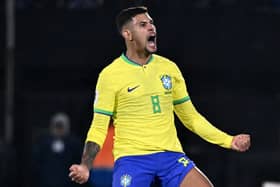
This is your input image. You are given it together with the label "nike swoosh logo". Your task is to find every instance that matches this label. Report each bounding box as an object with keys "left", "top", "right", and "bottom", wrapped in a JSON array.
[{"left": 127, "top": 85, "right": 140, "bottom": 92}]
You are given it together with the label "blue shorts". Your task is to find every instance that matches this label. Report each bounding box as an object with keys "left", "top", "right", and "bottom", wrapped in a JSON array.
[{"left": 112, "top": 151, "right": 195, "bottom": 187}]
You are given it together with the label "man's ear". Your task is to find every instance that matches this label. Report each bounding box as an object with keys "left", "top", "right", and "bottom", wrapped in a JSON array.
[{"left": 122, "top": 29, "right": 133, "bottom": 41}]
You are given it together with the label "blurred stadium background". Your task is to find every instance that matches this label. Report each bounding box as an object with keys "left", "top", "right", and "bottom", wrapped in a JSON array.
[{"left": 1, "top": 0, "right": 280, "bottom": 187}]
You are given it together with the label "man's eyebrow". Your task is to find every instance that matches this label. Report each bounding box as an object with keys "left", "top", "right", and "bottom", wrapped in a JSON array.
[{"left": 139, "top": 19, "right": 153, "bottom": 24}]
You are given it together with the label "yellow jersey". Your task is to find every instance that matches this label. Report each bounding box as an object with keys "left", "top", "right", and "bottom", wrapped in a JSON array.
[
  {"left": 93, "top": 54, "right": 189, "bottom": 160},
  {"left": 88, "top": 53, "right": 233, "bottom": 161}
]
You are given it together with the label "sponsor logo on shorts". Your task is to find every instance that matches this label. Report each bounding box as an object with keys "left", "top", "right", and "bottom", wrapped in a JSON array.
[
  {"left": 178, "top": 157, "right": 189, "bottom": 167},
  {"left": 120, "top": 174, "right": 132, "bottom": 187}
]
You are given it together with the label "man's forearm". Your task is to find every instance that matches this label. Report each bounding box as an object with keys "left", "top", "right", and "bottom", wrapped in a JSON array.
[
  {"left": 81, "top": 141, "right": 100, "bottom": 169},
  {"left": 175, "top": 100, "right": 233, "bottom": 148}
]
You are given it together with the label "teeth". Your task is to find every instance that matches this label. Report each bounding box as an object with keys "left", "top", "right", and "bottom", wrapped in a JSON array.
[{"left": 148, "top": 42, "right": 155, "bottom": 47}]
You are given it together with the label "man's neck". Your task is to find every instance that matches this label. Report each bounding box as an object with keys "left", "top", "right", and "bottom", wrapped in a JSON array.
[{"left": 125, "top": 50, "right": 151, "bottom": 66}]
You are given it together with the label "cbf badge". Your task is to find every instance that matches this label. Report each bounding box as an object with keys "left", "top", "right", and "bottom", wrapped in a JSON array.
[
  {"left": 120, "top": 174, "right": 132, "bottom": 187},
  {"left": 161, "top": 75, "right": 172, "bottom": 90}
]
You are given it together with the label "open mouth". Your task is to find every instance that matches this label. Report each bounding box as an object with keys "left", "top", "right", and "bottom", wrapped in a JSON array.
[
  {"left": 147, "top": 35, "right": 156, "bottom": 48},
  {"left": 148, "top": 35, "right": 156, "bottom": 43}
]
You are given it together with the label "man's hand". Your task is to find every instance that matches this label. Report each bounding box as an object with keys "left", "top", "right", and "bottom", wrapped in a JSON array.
[
  {"left": 231, "top": 134, "right": 251, "bottom": 152},
  {"left": 69, "top": 164, "right": 90, "bottom": 184}
]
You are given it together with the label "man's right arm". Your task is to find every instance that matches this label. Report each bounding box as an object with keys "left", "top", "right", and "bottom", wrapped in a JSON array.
[
  {"left": 69, "top": 113, "right": 111, "bottom": 184},
  {"left": 81, "top": 141, "right": 100, "bottom": 169},
  {"left": 69, "top": 141, "right": 100, "bottom": 184}
]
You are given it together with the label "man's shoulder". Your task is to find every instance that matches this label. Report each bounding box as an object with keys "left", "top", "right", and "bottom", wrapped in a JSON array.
[
  {"left": 99, "top": 56, "right": 123, "bottom": 75},
  {"left": 153, "top": 54, "right": 178, "bottom": 67},
  {"left": 153, "top": 54, "right": 171, "bottom": 61}
]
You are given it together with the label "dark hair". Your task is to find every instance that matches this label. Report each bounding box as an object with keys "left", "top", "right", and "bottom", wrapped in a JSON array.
[{"left": 116, "top": 6, "right": 148, "bottom": 34}]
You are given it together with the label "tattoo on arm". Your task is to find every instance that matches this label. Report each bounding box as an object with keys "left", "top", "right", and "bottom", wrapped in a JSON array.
[{"left": 81, "top": 141, "right": 100, "bottom": 169}]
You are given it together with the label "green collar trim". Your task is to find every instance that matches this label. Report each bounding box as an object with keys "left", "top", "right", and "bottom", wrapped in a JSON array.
[{"left": 121, "top": 53, "right": 154, "bottom": 66}]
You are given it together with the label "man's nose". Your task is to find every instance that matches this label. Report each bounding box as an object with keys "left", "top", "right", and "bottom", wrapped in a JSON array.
[{"left": 148, "top": 24, "right": 155, "bottom": 32}]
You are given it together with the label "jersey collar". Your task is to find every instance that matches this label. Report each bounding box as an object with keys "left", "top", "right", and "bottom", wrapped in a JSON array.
[{"left": 121, "top": 53, "right": 154, "bottom": 66}]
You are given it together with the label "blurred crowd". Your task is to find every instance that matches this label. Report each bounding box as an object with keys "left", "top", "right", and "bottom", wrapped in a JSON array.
[
  {"left": 16, "top": 0, "right": 104, "bottom": 9},
  {"left": 0, "top": 139, "right": 17, "bottom": 187},
  {"left": 15, "top": 0, "right": 162, "bottom": 10},
  {"left": 14, "top": 0, "right": 280, "bottom": 10},
  {"left": 32, "top": 112, "right": 83, "bottom": 187}
]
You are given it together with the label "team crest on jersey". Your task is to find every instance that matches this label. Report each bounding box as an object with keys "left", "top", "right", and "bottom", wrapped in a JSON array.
[
  {"left": 160, "top": 75, "right": 172, "bottom": 90},
  {"left": 120, "top": 174, "right": 132, "bottom": 186}
]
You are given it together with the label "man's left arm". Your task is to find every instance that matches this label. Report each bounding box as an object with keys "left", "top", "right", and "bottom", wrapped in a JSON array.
[{"left": 174, "top": 100, "right": 250, "bottom": 151}]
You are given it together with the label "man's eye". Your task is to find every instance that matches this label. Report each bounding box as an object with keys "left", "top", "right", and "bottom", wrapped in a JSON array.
[{"left": 140, "top": 23, "right": 146, "bottom": 27}]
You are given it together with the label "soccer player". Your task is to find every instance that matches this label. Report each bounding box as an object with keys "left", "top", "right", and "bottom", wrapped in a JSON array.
[{"left": 69, "top": 6, "right": 251, "bottom": 187}]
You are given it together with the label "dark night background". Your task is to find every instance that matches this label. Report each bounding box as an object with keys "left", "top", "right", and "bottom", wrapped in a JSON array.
[{"left": 1, "top": 0, "right": 280, "bottom": 187}]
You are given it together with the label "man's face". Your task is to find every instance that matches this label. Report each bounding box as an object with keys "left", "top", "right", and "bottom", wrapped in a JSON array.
[{"left": 129, "top": 13, "right": 157, "bottom": 53}]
